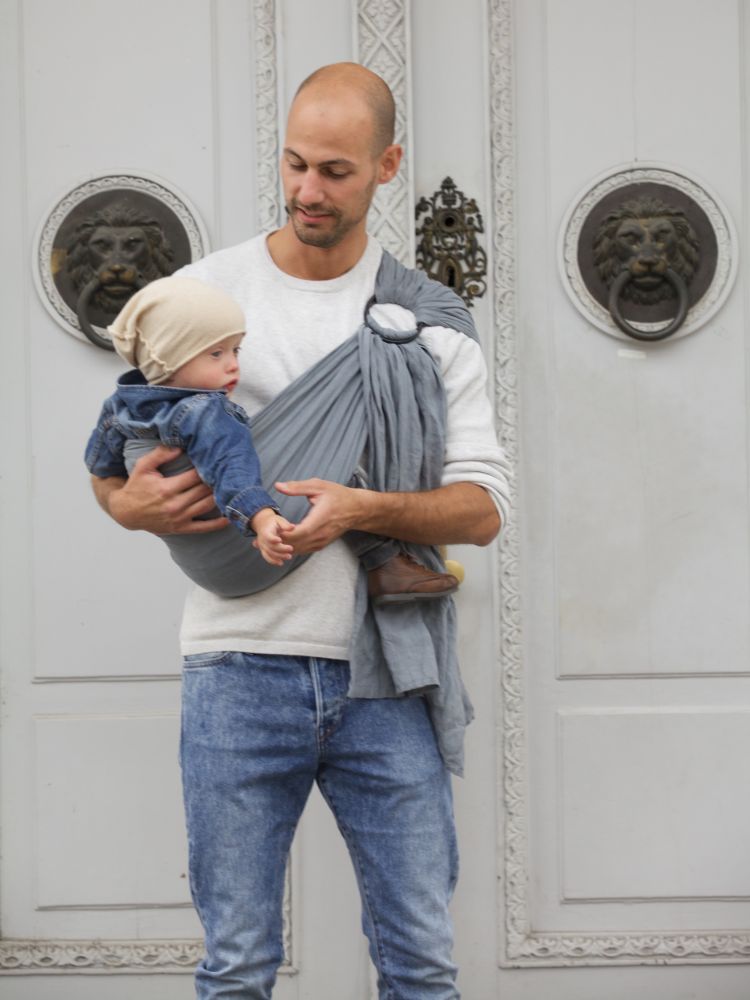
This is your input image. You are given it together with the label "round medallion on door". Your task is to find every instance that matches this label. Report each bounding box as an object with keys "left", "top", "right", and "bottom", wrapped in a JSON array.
[
  {"left": 33, "top": 172, "right": 209, "bottom": 350},
  {"left": 558, "top": 164, "right": 737, "bottom": 343}
]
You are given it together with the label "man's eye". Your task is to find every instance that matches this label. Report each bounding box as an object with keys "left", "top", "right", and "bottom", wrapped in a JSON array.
[
  {"left": 288, "top": 161, "right": 305, "bottom": 171},
  {"left": 326, "top": 170, "right": 349, "bottom": 179}
]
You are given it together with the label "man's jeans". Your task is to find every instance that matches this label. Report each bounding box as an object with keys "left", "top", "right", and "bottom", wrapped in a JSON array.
[{"left": 180, "top": 652, "right": 460, "bottom": 999}]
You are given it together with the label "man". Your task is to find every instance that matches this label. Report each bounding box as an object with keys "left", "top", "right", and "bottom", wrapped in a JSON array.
[{"left": 92, "top": 62, "right": 510, "bottom": 999}]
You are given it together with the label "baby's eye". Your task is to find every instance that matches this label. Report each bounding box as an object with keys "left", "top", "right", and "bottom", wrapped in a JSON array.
[
  {"left": 210, "top": 350, "right": 223, "bottom": 359},
  {"left": 233, "top": 347, "right": 241, "bottom": 356}
]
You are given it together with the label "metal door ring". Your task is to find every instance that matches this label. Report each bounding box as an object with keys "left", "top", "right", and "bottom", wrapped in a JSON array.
[
  {"left": 608, "top": 267, "right": 689, "bottom": 342},
  {"left": 76, "top": 275, "right": 147, "bottom": 351}
]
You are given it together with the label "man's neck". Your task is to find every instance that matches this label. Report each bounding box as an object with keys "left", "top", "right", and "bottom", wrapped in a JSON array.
[{"left": 266, "top": 224, "right": 368, "bottom": 281}]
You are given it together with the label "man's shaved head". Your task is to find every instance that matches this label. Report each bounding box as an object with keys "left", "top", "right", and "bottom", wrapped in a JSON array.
[{"left": 294, "top": 62, "right": 396, "bottom": 156}]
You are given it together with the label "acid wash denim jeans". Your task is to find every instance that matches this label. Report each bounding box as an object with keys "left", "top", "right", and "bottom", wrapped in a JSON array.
[{"left": 180, "top": 651, "right": 460, "bottom": 1000}]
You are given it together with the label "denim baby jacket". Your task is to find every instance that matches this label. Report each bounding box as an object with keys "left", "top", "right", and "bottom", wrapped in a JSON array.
[{"left": 84, "top": 369, "right": 278, "bottom": 534}]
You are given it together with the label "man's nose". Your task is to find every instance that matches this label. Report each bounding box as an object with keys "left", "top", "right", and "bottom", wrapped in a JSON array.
[{"left": 297, "top": 169, "right": 324, "bottom": 206}]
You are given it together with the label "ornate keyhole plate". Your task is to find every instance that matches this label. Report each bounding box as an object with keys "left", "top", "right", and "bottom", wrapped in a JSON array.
[
  {"left": 416, "top": 177, "right": 487, "bottom": 308},
  {"left": 33, "top": 172, "right": 209, "bottom": 350},
  {"left": 558, "top": 164, "right": 737, "bottom": 343}
]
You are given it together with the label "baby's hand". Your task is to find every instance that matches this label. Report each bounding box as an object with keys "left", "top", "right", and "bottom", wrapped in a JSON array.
[{"left": 250, "top": 508, "right": 295, "bottom": 566}]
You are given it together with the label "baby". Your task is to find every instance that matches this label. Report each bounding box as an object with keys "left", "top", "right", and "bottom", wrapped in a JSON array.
[{"left": 85, "top": 276, "right": 459, "bottom": 603}]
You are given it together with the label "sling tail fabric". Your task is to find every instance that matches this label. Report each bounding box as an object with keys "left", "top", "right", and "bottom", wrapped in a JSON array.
[{"left": 127, "top": 252, "right": 479, "bottom": 774}]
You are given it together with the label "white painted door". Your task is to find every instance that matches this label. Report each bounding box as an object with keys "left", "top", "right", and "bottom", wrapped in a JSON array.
[
  {"left": 2, "top": 1, "right": 750, "bottom": 998},
  {"left": 500, "top": 0, "right": 750, "bottom": 996}
]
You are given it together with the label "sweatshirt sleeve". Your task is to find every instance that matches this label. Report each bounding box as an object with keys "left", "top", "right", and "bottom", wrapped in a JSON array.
[
  {"left": 367, "top": 303, "right": 512, "bottom": 531},
  {"left": 420, "top": 325, "right": 512, "bottom": 530},
  {"left": 170, "top": 395, "right": 279, "bottom": 534}
]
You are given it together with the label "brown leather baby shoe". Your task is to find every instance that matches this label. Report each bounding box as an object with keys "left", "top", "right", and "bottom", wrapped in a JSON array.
[{"left": 367, "top": 553, "right": 459, "bottom": 606}]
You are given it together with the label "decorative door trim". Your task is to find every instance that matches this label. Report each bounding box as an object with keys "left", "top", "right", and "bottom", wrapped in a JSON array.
[
  {"left": 355, "top": 0, "right": 414, "bottom": 265},
  {"left": 490, "top": 0, "right": 750, "bottom": 967},
  {"left": 252, "top": 0, "right": 283, "bottom": 232}
]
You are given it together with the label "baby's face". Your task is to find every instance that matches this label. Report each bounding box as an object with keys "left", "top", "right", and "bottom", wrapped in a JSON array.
[{"left": 164, "top": 333, "right": 244, "bottom": 394}]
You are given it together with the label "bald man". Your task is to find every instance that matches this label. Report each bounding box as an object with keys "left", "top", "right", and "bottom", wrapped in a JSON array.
[{"left": 92, "top": 63, "right": 510, "bottom": 998}]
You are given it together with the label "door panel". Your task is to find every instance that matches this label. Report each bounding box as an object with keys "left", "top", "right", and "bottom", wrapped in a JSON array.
[{"left": 512, "top": 0, "right": 750, "bottom": 974}]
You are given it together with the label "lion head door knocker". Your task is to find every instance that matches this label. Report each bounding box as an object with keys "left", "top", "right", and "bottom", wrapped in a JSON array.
[
  {"left": 415, "top": 177, "right": 487, "bottom": 307},
  {"left": 34, "top": 174, "right": 209, "bottom": 350},
  {"left": 559, "top": 165, "right": 737, "bottom": 343}
]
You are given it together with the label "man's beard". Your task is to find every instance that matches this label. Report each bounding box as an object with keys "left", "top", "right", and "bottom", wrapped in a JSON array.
[{"left": 285, "top": 196, "right": 372, "bottom": 249}]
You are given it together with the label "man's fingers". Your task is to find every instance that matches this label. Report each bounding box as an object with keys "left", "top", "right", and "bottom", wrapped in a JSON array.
[
  {"left": 160, "top": 515, "right": 228, "bottom": 536},
  {"left": 130, "top": 449, "right": 209, "bottom": 502},
  {"left": 156, "top": 466, "right": 205, "bottom": 494},
  {"left": 180, "top": 482, "right": 217, "bottom": 513},
  {"left": 131, "top": 445, "right": 183, "bottom": 474},
  {"left": 130, "top": 448, "right": 209, "bottom": 498},
  {"left": 274, "top": 479, "right": 325, "bottom": 497},
  {"left": 157, "top": 484, "right": 224, "bottom": 533}
]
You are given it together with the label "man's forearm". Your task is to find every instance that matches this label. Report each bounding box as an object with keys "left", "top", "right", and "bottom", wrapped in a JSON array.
[
  {"left": 267, "top": 478, "right": 502, "bottom": 554},
  {"left": 354, "top": 482, "right": 501, "bottom": 547}
]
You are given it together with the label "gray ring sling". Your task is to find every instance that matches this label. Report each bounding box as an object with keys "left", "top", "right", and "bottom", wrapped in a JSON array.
[{"left": 125, "top": 252, "right": 479, "bottom": 774}]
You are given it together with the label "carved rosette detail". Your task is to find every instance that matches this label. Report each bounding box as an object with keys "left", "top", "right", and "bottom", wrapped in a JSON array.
[
  {"left": 253, "top": 0, "right": 282, "bottom": 231},
  {"left": 489, "top": 0, "right": 750, "bottom": 966},
  {"left": 357, "top": 0, "right": 413, "bottom": 264}
]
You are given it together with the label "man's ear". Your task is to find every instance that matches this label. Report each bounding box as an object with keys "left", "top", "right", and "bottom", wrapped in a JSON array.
[{"left": 378, "top": 144, "right": 403, "bottom": 184}]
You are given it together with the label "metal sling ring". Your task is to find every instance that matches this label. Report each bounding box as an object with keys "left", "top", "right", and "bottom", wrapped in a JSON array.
[
  {"left": 363, "top": 295, "right": 420, "bottom": 344},
  {"left": 608, "top": 267, "right": 690, "bottom": 342},
  {"left": 76, "top": 276, "right": 146, "bottom": 351}
]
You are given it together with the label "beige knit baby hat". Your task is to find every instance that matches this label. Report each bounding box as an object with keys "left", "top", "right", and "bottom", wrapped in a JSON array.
[{"left": 108, "top": 276, "right": 246, "bottom": 384}]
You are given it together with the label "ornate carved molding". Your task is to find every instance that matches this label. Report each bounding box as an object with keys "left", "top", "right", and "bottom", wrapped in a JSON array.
[
  {"left": 0, "top": 939, "right": 202, "bottom": 975},
  {"left": 356, "top": 0, "right": 414, "bottom": 265},
  {"left": 489, "top": 0, "right": 750, "bottom": 967},
  {"left": 252, "top": 0, "right": 282, "bottom": 231},
  {"left": 509, "top": 931, "right": 750, "bottom": 966},
  {"left": 487, "top": 0, "right": 529, "bottom": 966}
]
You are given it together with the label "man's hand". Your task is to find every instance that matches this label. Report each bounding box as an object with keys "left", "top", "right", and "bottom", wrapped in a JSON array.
[
  {"left": 274, "top": 479, "right": 363, "bottom": 554},
  {"left": 275, "top": 478, "right": 500, "bottom": 555},
  {"left": 92, "top": 445, "right": 229, "bottom": 535}
]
